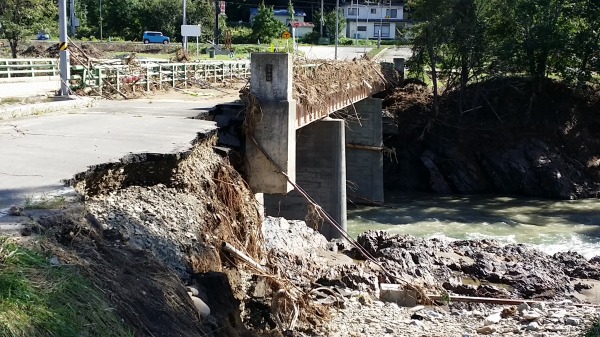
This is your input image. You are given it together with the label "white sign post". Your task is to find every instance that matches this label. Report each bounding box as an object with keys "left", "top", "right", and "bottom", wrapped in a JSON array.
[{"left": 181, "top": 24, "right": 202, "bottom": 59}]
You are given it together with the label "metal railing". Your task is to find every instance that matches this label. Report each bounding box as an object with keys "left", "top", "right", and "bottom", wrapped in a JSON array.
[
  {"left": 0, "top": 58, "right": 59, "bottom": 78},
  {"left": 71, "top": 60, "right": 250, "bottom": 95}
]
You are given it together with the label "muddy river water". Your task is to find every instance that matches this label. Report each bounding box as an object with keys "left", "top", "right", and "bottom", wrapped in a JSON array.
[{"left": 348, "top": 192, "right": 600, "bottom": 259}]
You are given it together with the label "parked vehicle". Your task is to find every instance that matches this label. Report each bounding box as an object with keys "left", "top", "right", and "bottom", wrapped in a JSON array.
[
  {"left": 37, "top": 31, "right": 50, "bottom": 40},
  {"left": 143, "top": 31, "right": 170, "bottom": 44}
]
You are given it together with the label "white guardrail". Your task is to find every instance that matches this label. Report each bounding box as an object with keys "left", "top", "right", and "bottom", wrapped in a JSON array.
[
  {"left": 0, "top": 58, "right": 59, "bottom": 78},
  {"left": 72, "top": 60, "right": 250, "bottom": 95},
  {"left": 0, "top": 58, "right": 251, "bottom": 94}
]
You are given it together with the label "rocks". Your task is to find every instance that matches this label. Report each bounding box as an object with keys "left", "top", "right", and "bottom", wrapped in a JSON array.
[
  {"left": 191, "top": 296, "right": 211, "bottom": 319},
  {"left": 484, "top": 312, "right": 502, "bottom": 325},
  {"left": 477, "top": 325, "right": 497, "bottom": 334},
  {"left": 8, "top": 205, "right": 23, "bottom": 216},
  {"left": 326, "top": 297, "right": 600, "bottom": 337},
  {"left": 355, "top": 231, "right": 600, "bottom": 300}
]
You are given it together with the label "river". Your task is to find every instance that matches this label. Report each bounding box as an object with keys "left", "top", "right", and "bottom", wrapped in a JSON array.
[{"left": 347, "top": 192, "right": 600, "bottom": 259}]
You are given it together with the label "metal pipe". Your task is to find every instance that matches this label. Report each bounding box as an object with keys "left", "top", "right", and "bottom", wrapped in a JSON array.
[{"left": 58, "top": 0, "right": 70, "bottom": 96}]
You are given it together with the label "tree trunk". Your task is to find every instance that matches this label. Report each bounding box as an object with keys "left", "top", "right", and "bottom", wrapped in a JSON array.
[
  {"left": 428, "top": 44, "right": 439, "bottom": 116},
  {"left": 459, "top": 59, "right": 468, "bottom": 113},
  {"left": 9, "top": 39, "right": 18, "bottom": 59}
]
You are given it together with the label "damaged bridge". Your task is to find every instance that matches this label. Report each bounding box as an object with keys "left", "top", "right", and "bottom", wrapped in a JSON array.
[{"left": 245, "top": 53, "right": 401, "bottom": 239}]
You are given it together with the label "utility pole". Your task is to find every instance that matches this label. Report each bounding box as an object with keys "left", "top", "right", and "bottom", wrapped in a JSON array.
[
  {"left": 355, "top": 0, "right": 359, "bottom": 46},
  {"left": 378, "top": 0, "right": 383, "bottom": 48},
  {"left": 335, "top": 0, "right": 339, "bottom": 60},
  {"left": 69, "top": 0, "right": 75, "bottom": 37},
  {"left": 215, "top": 0, "right": 219, "bottom": 46},
  {"left": 99, "top": 0, "right": 103, "bottom": 40},
  {"left": 58, "top": 0, "right": 70, "bottom": 96},
  {"left": 183, "top": 0, "right": 187, "bottom": 51},
  {"left": 320, "top": 0, "right": 324, "bottom": 37}
]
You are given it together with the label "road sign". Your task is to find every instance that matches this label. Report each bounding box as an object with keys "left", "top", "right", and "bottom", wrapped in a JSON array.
[{"left": 282, "top": 31, "right": 291, "bottom": 39}]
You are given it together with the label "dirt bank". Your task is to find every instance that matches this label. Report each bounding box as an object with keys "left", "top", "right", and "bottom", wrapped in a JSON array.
[
  {"left": 2, "top": 41, "right": 178, "bottom": 59},
  {"left": 383, "top": 78, "right": 600, "bottom": 199},
  {"left": 8, "top": 133, "right": 265, "bottom": 336}
]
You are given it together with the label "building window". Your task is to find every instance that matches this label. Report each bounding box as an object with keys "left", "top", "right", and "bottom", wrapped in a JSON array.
[
  {"left": 357, "top": 26, "right": 367, "bottom": 31},
  {"left": 370, "top": 8, "right": 377, "bottom": 14},
  {"left": 374, "top": 23, "right": 391, "bottom": 38},
  {"left": 386, "top": 8, "right": 398, "bottom": 18},
  {"left": 348, "top": 7, "right": 359, "bottom": 15}
]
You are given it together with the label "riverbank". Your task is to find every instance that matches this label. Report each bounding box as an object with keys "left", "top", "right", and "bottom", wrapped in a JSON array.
[{"left": 383, "top": 78, "right": 600, "bottom": 199}]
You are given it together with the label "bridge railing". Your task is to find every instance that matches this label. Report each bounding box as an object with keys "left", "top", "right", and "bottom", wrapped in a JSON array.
[
  {"left": 71, "top": 60, "right": 250, "bottom": 95},
  {"left": 0, "top": 58, "right": 59, "bottom": 78},
  {"left": 293, "top": 62, "right": 387, "bottom": 128}
]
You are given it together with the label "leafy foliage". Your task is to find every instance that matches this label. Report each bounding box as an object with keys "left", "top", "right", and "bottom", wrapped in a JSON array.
[
  {"left": 408, "top": 0, "right": 600, "bottom": 103},
  {"left": 314, "top": 9, "right": 346, "bottom": 39},
  {"left": 0, "top": 0, "right": 56, "bottom": 58},
  {"left": 251, "top": 2, "right": 286, "bottom": 43}
]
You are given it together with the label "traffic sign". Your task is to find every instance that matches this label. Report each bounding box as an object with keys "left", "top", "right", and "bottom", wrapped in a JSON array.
[{"left": 282, "top": 31, "right": 291, "bottom": 39}]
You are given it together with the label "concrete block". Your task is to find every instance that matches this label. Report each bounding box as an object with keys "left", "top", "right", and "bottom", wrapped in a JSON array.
[
  {"left": 379, "top": 283, "right": 418, "bottom": 307},
  {"left": 250, "top": 53, "right": 292, "bottom": 102}
]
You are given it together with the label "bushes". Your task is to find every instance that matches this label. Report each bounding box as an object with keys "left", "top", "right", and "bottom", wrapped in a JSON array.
[{"left": 229, "top": 27, "right": 254, "bottom": 44}]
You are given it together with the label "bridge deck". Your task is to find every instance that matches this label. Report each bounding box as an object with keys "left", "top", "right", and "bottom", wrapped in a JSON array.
[{"left": 295, "top": 82, "right": 386, "bottom": 128}]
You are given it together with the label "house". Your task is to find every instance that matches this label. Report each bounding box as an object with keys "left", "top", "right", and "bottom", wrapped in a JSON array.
[
  {"left": 341, "top": 1, "right": 408, "bottom": 40},
  {"left": 249, "top": 8, "right": 307, "bottom": 26},
  {"left": 288, "top": 21, "right": 315, "bottom": 38}
]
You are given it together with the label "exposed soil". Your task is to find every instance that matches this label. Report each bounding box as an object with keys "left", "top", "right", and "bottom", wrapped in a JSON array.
[
  {"left": 11, "top": 41, "right": 177, "bottom": 59},
  {"left": 16, "top": 135, "right": 265, "bottom": 337},
  {"left": 383, "top": 78, "right": 600, "bottom": 199}
]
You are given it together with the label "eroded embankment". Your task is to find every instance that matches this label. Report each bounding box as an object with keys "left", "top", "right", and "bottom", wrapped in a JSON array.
[
  {"left": 383, "top": 79, "right": 600, "bottom": 199},
  {"left": 31, "top": 134, "right": 264, "bottom": 336}
]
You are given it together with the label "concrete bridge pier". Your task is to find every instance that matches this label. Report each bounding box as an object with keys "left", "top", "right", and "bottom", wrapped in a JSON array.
[
  {"left": 246, "top": 53, "right": 296, "bottom": 194},
  {"left": 346, "top": 97, "right": 384, "bottom": 204},
  {"left": 264, "top": 119, "right": 347, "bottom": 239}
]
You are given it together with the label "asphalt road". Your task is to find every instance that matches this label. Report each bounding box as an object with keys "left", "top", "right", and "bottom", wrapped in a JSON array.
[
  {"left": 0, "top": 78, "right": 60, "bottom": 98},
  {"left": 0, "top": 96, "right": 227, "bottom": 212}
]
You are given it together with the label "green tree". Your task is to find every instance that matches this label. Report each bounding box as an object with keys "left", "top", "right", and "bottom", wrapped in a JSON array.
[
  {"left": 407, "top": 0, "right": 451, "bottom": 115},
  {"left": 324, "top": 9, "right": 345, "bottom": 39},
  {"left": 100, "top": 0, "right": 142, "bottom": 40},
  {"left": 251, "top": 2, "right": 286, "bottom": 43},
  {"left": 561, "top": 0, "right": 600, "bottom": 86},
  {"left": 0, "top": 0, "right": 56, "bottom": 58},
  {"left": 485, "top": 0, "right": 572, "bottom": 92},
  {"left": 444, "top": 0, "right": 487, "bottom": 112},
  {"left": 187, "top": 0, "right": 216, "bottom": 43}
]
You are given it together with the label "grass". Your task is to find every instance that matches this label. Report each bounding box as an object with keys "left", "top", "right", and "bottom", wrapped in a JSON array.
[
  {"left": 0, "top": 237, "right": 133, "bottom": 337},
  {"left": 0, "top": 97, "right": 22, "bottom": 106},
  {"left": 367, "top": 47, "right": 386, "bottom": 58},
  {"left": 586, "top": 321, "right": 600, "bottom": 337},
  {"left": 24, "top": 195, "right": 68, "bottom": 210}
]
